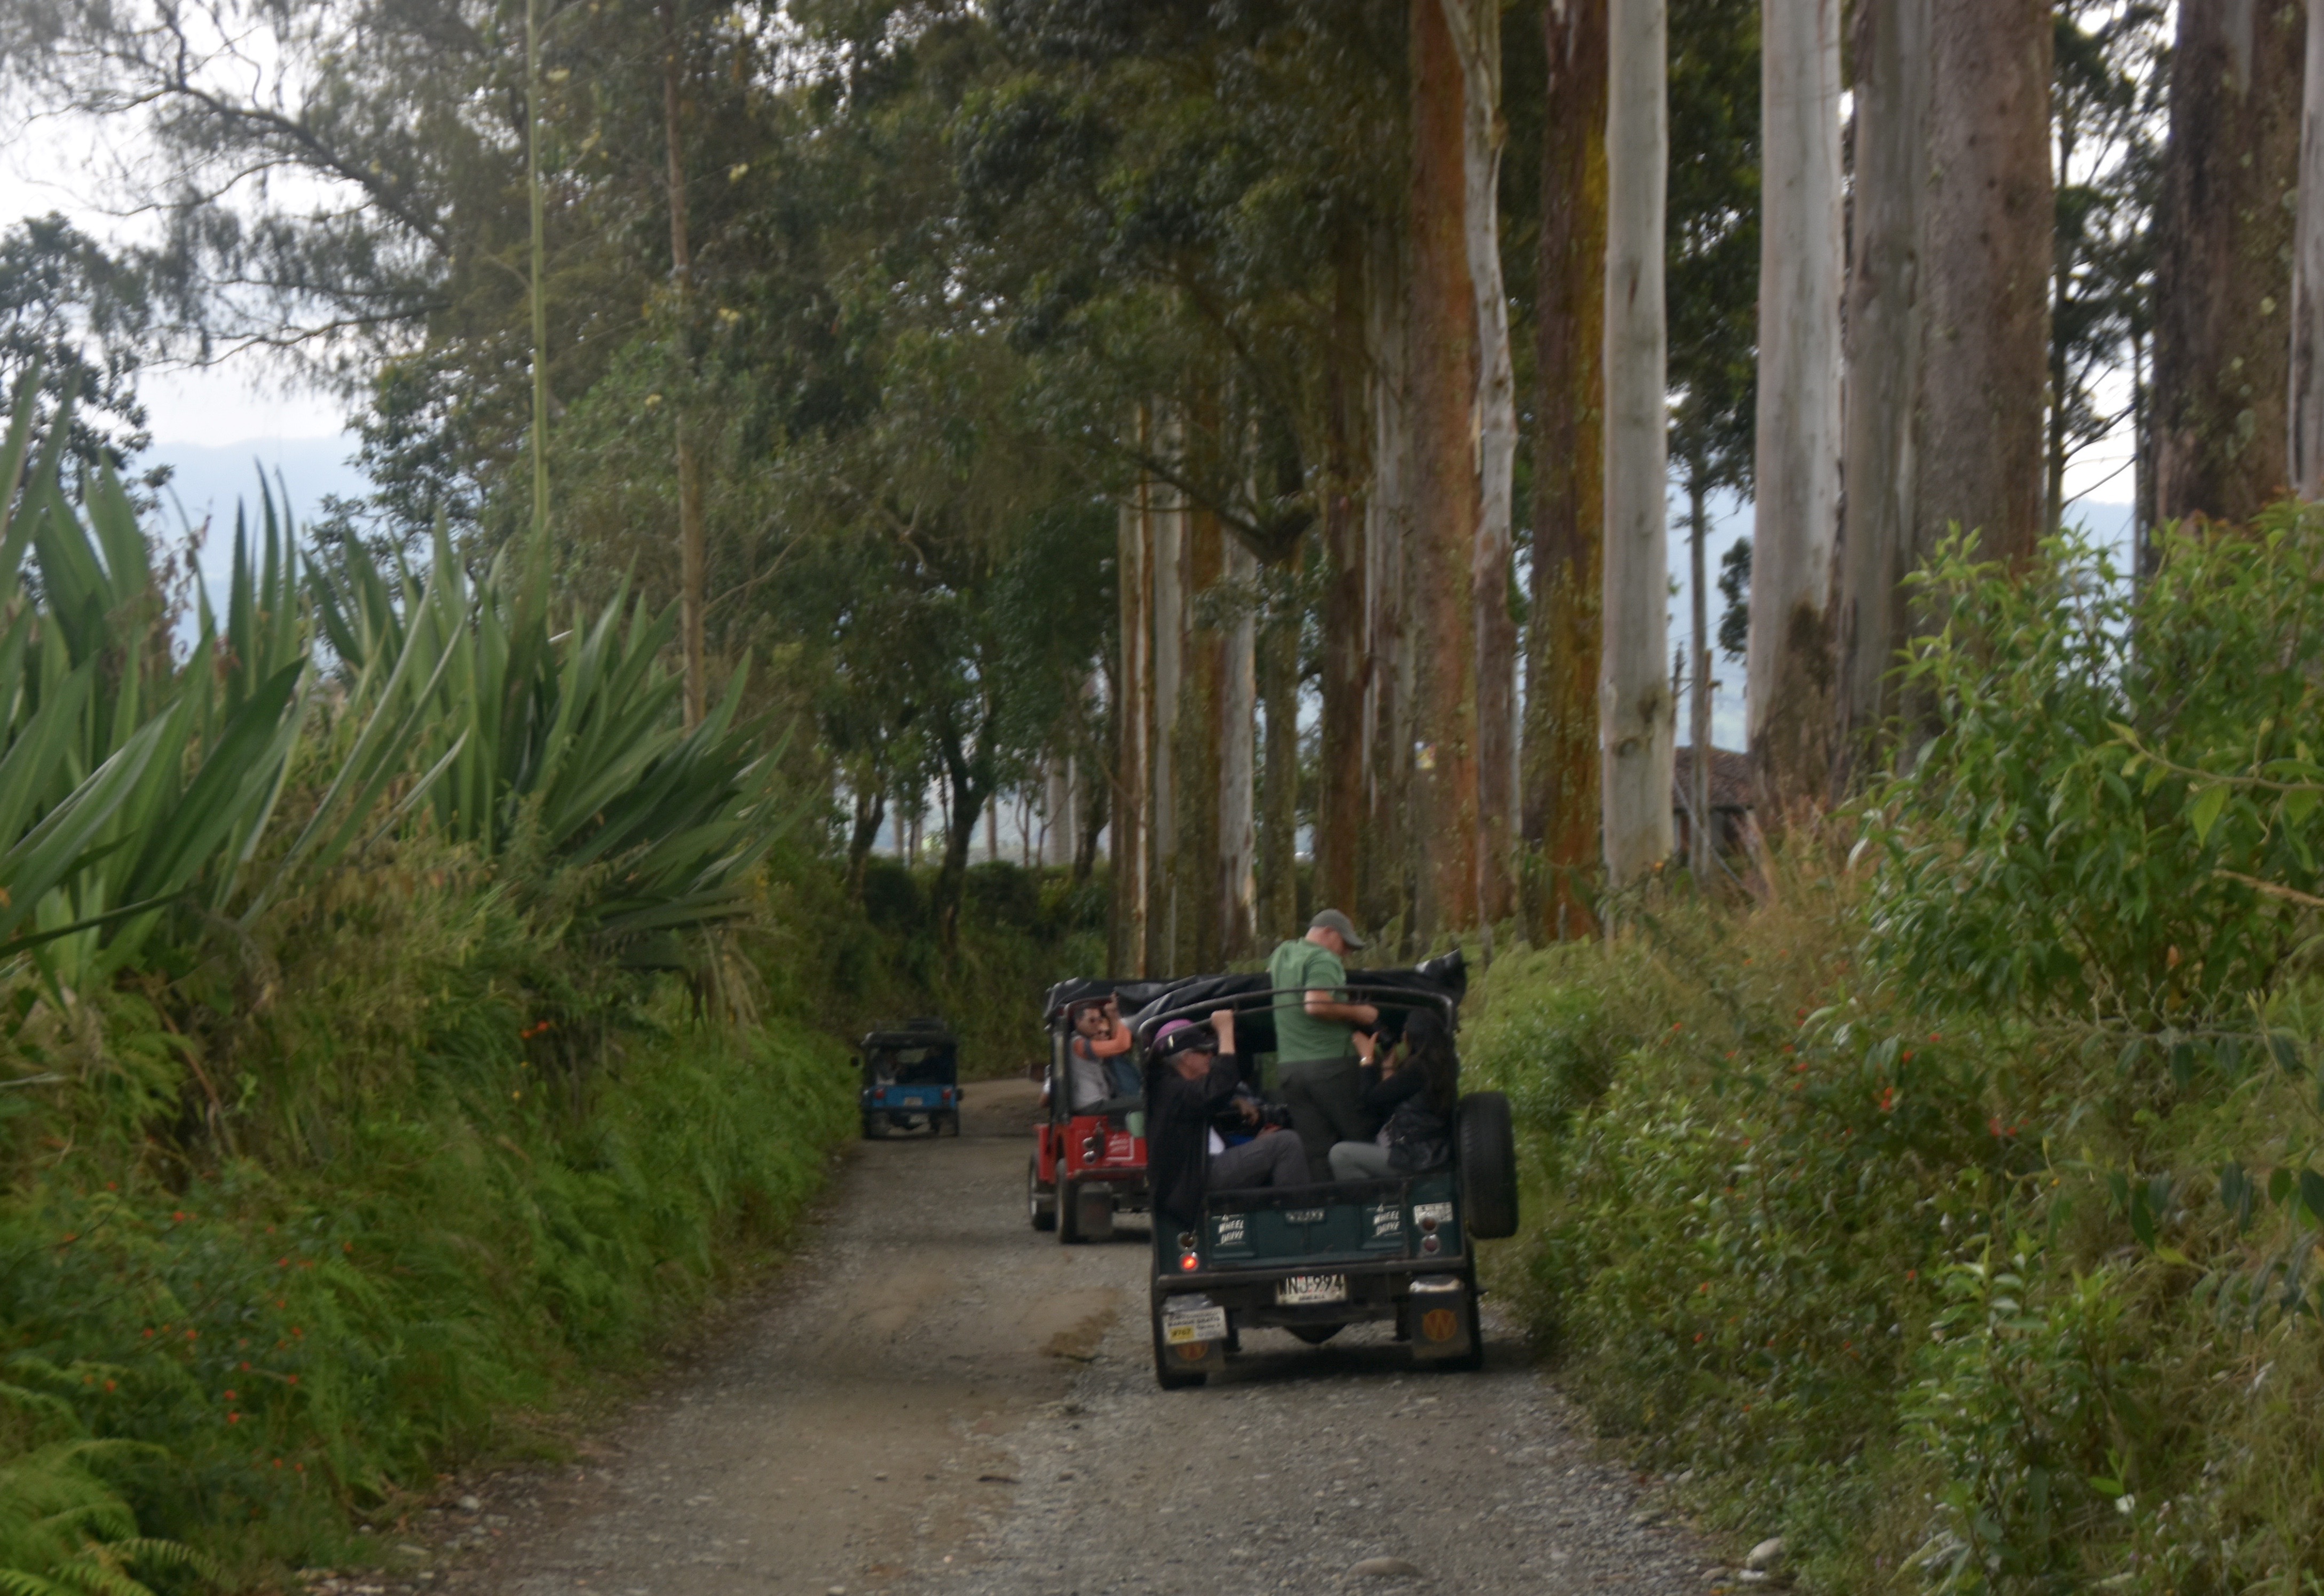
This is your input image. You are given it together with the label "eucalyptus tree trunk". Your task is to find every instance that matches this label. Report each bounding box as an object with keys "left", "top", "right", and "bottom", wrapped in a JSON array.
[
  {"left": 1443, "top": 0, "right": 1520, "bottom": 934},
  {"left": 1526, "top": 0, "right": 1609, "bottom": 939},
  {"left": 2295, "top": 0, "right": 2324, "bottom": 498},
  {"left": 846, "top": 783, "right": 884, "bottom": 899},
  {"left": 1746, "top": 0, "right": 1842, "bottom": 818},
  {"left": 1042, "top": 758, "right": 1072, "bottom": 868},
  {"left": 1218, "top": 534, "right": 1260, "bottom": 962},
  {"left": 1687, "top": 479, "right": 1712, "bottom": 881},
  {"left": 1316, "top": 239, "right": 1370, "bottom": 918},
  {"left": 524, "top": 0, "right": 552, "bottom": 589},
  {"left": 2153, "top": 0, "right": 2302, "bottom": 526},
  {"left": 1176, "top": 477, "right": 1226, "bottom": 971},
  {"left": 1148, "top": 413, "right": 1187, "bottom": 975},
  {"left": 1601, "top": 0, "right": 1675, "bottom": 889},
  {"left": 1832, "top": 0, "right": 1929, "bottom": 791},
  {"left": 1256, "top": 571, "right": 1301, "bottom": 943},
  {"left": 1112, "top": 446, "right": 1152, "bottom": 974},
  {"left": 1409, "top": 0, "right": 1485, "bottom": 939},
  {"left": 660, "top": 0, "right": 707, "bottom": 726},
  {"left": 1363, "top": 220, "right": 1418, "bottom": 944},
  {"left": 1917, "top": 0, "right": 2051, "bottom": 574}
]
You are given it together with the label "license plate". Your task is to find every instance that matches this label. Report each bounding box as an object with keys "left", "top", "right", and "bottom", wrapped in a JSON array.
[
  {"left": 1163, "top": 1302, "right": 1227, "bottom": 1344},
  {"left": 1275, "top": 1274, "right": 1349, "bottom": 1306}
]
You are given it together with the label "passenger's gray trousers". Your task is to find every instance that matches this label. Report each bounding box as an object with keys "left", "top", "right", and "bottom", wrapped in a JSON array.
[
  {"left": 1210, "top": 1131, "right": 1311, "bottom": 1190},
  {"left": 1327, "top": 1140, "right": 1394, "bottom": 1181},
  {"left": 1278, "top": 1056, "right": 1370, "bottom": 1177}
]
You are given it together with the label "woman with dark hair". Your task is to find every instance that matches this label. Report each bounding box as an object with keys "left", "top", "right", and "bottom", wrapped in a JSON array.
[{"left": 1325, "top": 1007, "right": 1459, "bottom": 1181}]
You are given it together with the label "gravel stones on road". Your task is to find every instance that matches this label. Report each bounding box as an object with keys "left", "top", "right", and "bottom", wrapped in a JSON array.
[
  {"left": 930, "top": 1302, "right": 1714, "bottom": 1596},
  {"left": 321, "top": 1078, "right": 1723, "bottom": 1595}
]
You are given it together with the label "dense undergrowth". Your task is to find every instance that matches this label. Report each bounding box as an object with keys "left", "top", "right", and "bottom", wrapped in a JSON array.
[{"left": 1467, "top": 508, "right": 2324, "bottom": 1594}]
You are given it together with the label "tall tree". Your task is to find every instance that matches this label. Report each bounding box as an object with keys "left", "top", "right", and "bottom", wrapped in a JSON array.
[
  {"left": 1919, "top": 0, "right": 2053, "bottom": 572},
  {"left": 1831, "top": 0, "right": 1931, "bottom": 787},
  {"left": 661, "top": 0, "right": 708, "bottom": 726},
  {"left": 0, "top": 215, "right": 164, "bottom": 494},
  {"left": 1746, "top": 0, "right": 1841, "bottom": 817},
  {"left": 1409, "top": 0, "right": 1488, "bottom": 937},
  {"left": 1603, "top": 0, "right": 1676, "bottom": 887},
  {"left": 1363, "top": 219, "right": 1419, "bottom": 943},
  {"left": 2152, "top": 0, "right": 2304, "bottom": 526},
  {"left": 1525, "top": 0, "right": 1611, "bottom": 938},
  {"left": 1443, "top": 0, "right": 1521, "bottom": 934},
  {"left": 1316, "top": 241, "right": 1370, "bottom": 920}
]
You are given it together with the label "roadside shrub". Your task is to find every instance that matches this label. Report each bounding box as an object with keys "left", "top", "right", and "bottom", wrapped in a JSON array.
[{"left": 1870, "top": 511, "right": 2324, "bottom": 1029}]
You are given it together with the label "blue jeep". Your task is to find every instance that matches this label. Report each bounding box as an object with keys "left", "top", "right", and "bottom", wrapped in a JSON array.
[{"left": 858, "top": 1019, "right": 961, "bottom": 1137}]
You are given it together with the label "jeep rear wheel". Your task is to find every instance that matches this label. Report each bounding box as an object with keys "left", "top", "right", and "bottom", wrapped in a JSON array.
[{"left": 1027, "top": 1156, "right": 1056, "bottom": 1231}]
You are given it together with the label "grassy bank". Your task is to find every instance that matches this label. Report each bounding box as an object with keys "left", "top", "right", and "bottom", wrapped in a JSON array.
[{"left": 2, "top": 841, "right": 856, "bottom": 1587}]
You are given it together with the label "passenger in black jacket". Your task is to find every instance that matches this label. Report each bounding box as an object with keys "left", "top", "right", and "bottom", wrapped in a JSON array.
[
  {"left": 1326, "top": 1007, "right": 1457, "bottom": 1181},
  {"left": 1148, "top": 1009, "right": 1310, "bottom": 1231}
]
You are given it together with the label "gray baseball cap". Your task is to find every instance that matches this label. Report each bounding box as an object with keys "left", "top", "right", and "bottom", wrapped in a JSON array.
[{"left": 1308, "top": 908, "right": 1368, "bottom": 950}]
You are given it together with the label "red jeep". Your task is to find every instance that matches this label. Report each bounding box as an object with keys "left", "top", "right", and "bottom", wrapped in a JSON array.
[{"left": 1029, "top": 977, "right": 1167, "bottom": 1243}]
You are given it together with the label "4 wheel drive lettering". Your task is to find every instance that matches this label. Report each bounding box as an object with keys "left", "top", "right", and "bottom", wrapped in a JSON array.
[
  {"left": 1370, "top": 1201, "right": 1403, "bottom": 1241},
  {"left": 1212, "top": 1213, "right": 1246, "bottom": 1246}
]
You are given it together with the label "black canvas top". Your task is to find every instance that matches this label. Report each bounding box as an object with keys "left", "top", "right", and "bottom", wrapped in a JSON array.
[
  {"left": 1120, "top": 947, "right": 1466, "bottom": 1055},
  {"left": 1040, "top": 976, "right": 1175, "bottom": 1024}
]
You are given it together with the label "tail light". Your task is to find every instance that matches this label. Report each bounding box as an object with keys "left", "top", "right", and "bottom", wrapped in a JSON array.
[
  {"left": 1081, "top": 1134, "right": 1104, "bottom": 1163},
  {"left": 1177, "top": 1230, "right": 1200, "bottom": 1272}
]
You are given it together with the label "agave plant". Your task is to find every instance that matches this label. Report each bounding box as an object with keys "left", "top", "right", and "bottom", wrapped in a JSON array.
[
  {"left": 313, "top": 527, "right": 788, "bottom": 962},
  {"left": 0, "top": 367, "right": 786, "bottom": 989},
  {"left": 0, "top": 390, "right": 314, "bottom": 986}
]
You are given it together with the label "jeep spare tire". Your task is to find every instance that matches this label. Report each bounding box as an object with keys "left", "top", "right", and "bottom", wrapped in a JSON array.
[{"left": 1456, "top": 1091, "right": 1519, "bottom": 1239}]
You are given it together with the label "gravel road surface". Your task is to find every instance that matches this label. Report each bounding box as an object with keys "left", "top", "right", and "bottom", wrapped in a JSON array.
[{"left": 326, "top": 1078, "right": 1722, "bottom": 1596}]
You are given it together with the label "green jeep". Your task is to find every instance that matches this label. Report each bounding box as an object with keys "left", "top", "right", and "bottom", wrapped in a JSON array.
[{"left": 1127, "top": 953, "right": 1519, "bottom": 1389}]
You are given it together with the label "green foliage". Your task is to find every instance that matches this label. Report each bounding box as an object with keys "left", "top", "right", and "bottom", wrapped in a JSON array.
[
  {"left": 1469, "top": 501, "right": 2324, "bottom": 1594},
  {"left": 1903, "top": 1245, "right": 2138, "bottom": 1592},
  {"left": 1869, "top": 510, "right": 2324, "bottom": 1029}
]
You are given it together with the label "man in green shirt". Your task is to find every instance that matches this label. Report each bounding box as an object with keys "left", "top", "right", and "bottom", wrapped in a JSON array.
[{"left": 1267, "top": 908, "right": 1381, "bottom": 1178}]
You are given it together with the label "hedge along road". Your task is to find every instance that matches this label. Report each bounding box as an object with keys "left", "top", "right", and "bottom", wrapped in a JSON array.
[{"left": 358, "top": 1078, "right": 1720, "bottom": 1596}]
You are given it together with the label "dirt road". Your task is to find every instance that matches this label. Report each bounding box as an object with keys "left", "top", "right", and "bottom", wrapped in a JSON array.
[{"left": 367, "top": 1080, "right": 1719, "bottom": 1596}]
